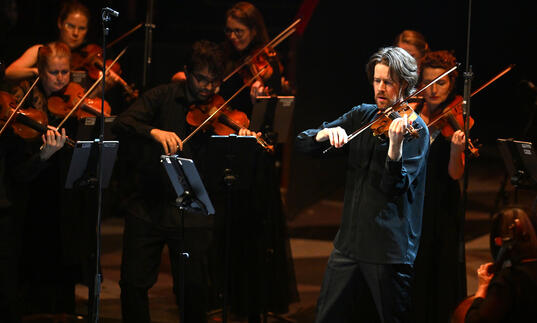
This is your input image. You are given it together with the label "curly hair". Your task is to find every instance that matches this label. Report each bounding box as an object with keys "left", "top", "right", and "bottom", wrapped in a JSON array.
[
  {"left": 419, "top": 50, "right": 459, "bottom": 86},
  {"left": 185, "top": 40, "right": 225, "bottom": 80}
]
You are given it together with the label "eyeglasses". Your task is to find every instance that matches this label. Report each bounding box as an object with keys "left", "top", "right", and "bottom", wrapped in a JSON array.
[
  {"left": 64, "top": 23, "right": 87, "bottom": 33},
  {"left": 224, "top": 27, "right": 247, "bottom": 38},
  {"left": 191, "top": 72, "right": 221, "bottom": 87}
]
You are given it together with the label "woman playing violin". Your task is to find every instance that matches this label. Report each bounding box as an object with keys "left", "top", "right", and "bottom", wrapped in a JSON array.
[
  {"left": 4, "top": 40, "right": 93, "bottom": 318},
  {"left": 221, "top": 2, "right": 292, "bottom": 111},
  {"left": 172, "top": 2, "right": 292, "bottom": 115},
  {"left": 5, "top": 1, "right": 89, "bottom": 81},
  {"left": 410, "top": 50, "right": 469, "bottom": 322},
  {"left": 5, "top": 1, "right": 131, "bottom": 110}
]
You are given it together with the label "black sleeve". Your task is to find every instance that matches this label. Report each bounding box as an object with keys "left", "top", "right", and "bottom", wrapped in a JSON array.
[
  {"left": 112, "top": 84, "right": 171, "bottom": 139},
  {"left": 295, "top": 106, "right": 360, "bottom": 155}
]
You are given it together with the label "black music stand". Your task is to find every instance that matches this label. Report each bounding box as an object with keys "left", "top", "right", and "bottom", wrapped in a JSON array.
[
  {"left": 76, "top": 116, "right": 118, "bottom": 141},
  {"left": 497, "top": 138, "right": 537, "bottom": 203},
  {"left": 251, "top": 96, "right": 295, "bottom": 144},
  {"left": 160, "top": 155, "right": 214, "bottom": 323},
  {"left": 65, "top": 140, "right": 119, "bottom": 190},
  {"left": 205, "top": 135, "right": 259, "bottom": 323}
]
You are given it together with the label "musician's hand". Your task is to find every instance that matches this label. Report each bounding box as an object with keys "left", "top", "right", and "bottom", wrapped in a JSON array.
[
  {"left": 316, "top": 127, "right": 348, "bottom": 148},
  {"left": 39, "top": 127, "right": 67, "bottom": 160},
  {"left": 150, "top": 128, "right": 183, "bottom": 155},
  {"left": 475, "top": 262, "right": 494, "bottom": 298},
  {"left": 388, "top": 115, "right": 407, "bottom": 161},
  {"left": 250, "top": 80, "right": 267, "bottom": 104},
  {"left": 451, "top": 130, "right": 466, "bottom": 155},
  {"left": 238, "top": 128, "right": 261, "bottom": 137}
]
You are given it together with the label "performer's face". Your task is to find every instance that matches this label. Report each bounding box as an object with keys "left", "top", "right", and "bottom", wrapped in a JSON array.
[
  {"left": 58, "top": 11, "right": 88, "bottom": 49},
  {"left": 421, "top": 67, "right": 452, "bottom": 112},
  {"left": 41, "top": 56, "right": 70, "bottom": 95},
  {"left": 373, "top": 63, "right": 401, "bottom": 110},
  {"left": 225, "top": 17, "right": 255, "bottom": 52},
  {"left": 187, "top": 66, "right": 220, "bottom": 103}
]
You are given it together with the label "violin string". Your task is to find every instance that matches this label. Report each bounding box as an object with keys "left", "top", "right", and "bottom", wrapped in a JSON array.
[{"left": 56, "top": 48, "right": 127, "bottom": 129}]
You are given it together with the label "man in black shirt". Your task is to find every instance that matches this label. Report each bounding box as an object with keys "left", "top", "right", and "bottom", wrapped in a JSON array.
[
  {"left": 112, "top": 40, "right": 258, "bottom": 323},
  {"left": 296, "top": 46, "right": 429, "bottom": 322}
]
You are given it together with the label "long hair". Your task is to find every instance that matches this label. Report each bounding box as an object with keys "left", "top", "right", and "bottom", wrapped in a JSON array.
[
  {"left": 225, "top": 2, "right": 269, "bottom": 50},
  {"left": 365, "top": 46, "right": 418, "bottom": 98},
  {"left": 37, "top": 41, "right": 71, "bottom": 72}
]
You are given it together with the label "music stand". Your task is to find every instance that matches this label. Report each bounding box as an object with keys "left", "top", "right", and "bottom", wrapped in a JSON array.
[
  {"left": 160, "top": 155, "right": 214, "bottom": 323},
  {"left": 65, "top": 140, "right": 119, "bottom": 189},
  {"left": 76, "top": 116, "right": 118, "bottom": 141},
  {"left": 251, "top": 96, "right": 295, "bottom": 144},
  {"left": 497, "top": 138, "right": 537, "bottom": 203}
]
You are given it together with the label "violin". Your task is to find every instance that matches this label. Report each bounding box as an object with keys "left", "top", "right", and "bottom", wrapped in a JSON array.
[
  {"left": 185, "top": 94, "right": 273, "bottom": 152},
  {"left": 0, "top": 91, "right": 75, "bottom": 147},
  {"left": 426, "top": 95, "right": 479, "bottom": 157},
  {"left": 223, "top": 18, "right": 301, "bottom": 88},
  {"left": 71, "top": 44, "right": 138, "bottom": 102},
  {"left": 370, "top": 102, "right": 421, "bottom": 139},
  {"left": 47, "top": 82, "right": 112, "bottom": 120},
  {"left": 238, "top": 47, "right": 283, "bottom": 94}
]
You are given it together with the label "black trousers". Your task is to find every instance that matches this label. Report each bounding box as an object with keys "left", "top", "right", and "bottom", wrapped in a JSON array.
[
  {"left": 316, "top": 248, "right": 414, "bottom": 323},
  {"left": 119, "top": 215, "right": 213, "bottom": 323}
]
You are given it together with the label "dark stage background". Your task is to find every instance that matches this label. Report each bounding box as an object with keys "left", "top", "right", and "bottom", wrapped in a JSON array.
[{"left": 2, "top": 0, "right": 537, "bottom": 216}]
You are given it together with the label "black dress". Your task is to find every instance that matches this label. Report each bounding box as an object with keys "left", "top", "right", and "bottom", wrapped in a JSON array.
[{"left": 411, "top": 131, "right": 467, "bottom": 322}]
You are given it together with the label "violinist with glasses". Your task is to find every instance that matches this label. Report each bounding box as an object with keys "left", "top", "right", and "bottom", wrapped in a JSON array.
[
  {"left": 295, "top": 46, "right": 429, "bottom": 323},
  {"left": 410, "top": 50, "right": 470, "bottom": 323},
  {"left": 112, "top": 39, "right": 261, "bottom": 323}
]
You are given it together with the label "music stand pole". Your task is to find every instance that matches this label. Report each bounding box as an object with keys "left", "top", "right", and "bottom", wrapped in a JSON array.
[
  {"left": 176, "top": 191, "right": 192, "bottom": 323},
  {"left": 460, "top": 0, "right": 473, "bottom": 298}
]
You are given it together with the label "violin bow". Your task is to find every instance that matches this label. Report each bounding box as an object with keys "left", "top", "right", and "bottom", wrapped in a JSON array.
[
  {"left": 182, "top": 66, "right": 267, "bottom": 145},
  {"left": 222, "top": 18, "right": 301, "bottom": 83},
  {"left": 427, "top": 64, "right": 514, "bottom": 129},
  {"left": 323, "top": 64, "right": 459, "bottom": 154},
  {"left": 0, "top": 76, "right": 40, "bottom": 136},
  {"left": 106, "top": 23, "right": 144, "bottom": 49},
  {"left": 56, "top": 47, "right": 127, "bottom": 129}
]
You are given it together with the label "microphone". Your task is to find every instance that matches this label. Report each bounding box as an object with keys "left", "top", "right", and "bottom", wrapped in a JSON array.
[{"left": 102, "top": 7, "right": 119, "bottom": 18}]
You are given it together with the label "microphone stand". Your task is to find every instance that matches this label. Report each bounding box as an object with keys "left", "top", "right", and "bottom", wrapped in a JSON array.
[
  {"left": 88, "top": 7, "right": 118, "bottom": 323},
  {"left": 460, "top": 0, "right": 473, "bottom": 298},
  {"left": 142, "top": 0, "right": 155, "bottom": 89}
]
